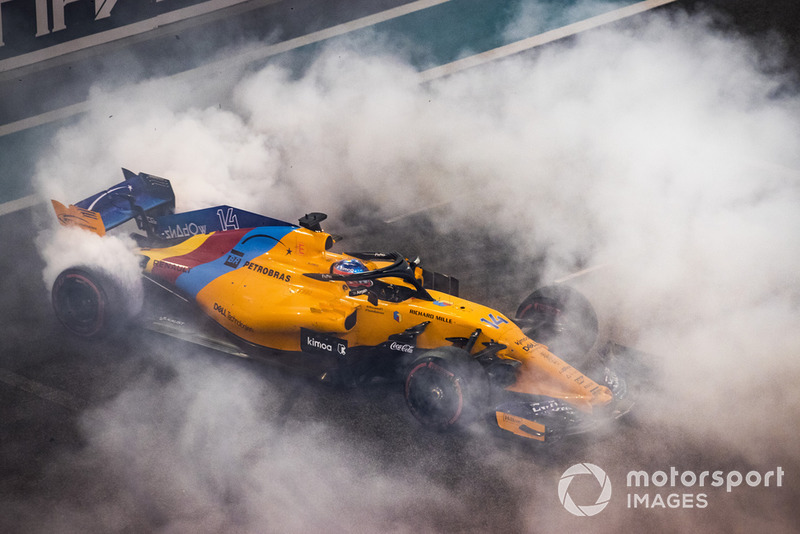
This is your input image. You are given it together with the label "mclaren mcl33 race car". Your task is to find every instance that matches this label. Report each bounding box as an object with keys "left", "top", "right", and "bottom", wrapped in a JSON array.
[{"left": 50, "top": 169, "right": 634, "bottom": 443}]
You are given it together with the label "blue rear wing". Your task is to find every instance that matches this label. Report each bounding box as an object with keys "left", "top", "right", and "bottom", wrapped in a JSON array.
[
  {"left": 75, "top": 169, "right": 176, "bottom": 230},
  {"left": 52, "top": 168, "right": 175, "bottom": 235},
  {"left": 52, "top": 168, "right": 308, "bottom": 241}
]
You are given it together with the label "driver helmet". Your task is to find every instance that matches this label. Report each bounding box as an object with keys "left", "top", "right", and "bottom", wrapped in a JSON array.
[{"left": 331, "top": 259, "right": 372, "bottom": 287}]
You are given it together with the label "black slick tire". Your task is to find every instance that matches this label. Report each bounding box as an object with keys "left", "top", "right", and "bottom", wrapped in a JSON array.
[
  {"left": 515, "top": 284, "right": 598, "bottom": 369},
  {"left": 51, "top": 267, "right": 125, "bottom": 338},
  {"left": 404, "top": 346, "right": 489, "bottom": 430}
]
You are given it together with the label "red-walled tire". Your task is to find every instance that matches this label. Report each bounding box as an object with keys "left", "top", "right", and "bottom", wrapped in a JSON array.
[
  {"left": 52, "top": 267, "right": 124, "bottom": 338},
  {"left": 404, "top": 346, "right": 489, "bottom": 430}
]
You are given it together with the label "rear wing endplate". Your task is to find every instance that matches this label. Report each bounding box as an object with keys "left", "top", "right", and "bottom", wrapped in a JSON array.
[{"left": 51, "top": 200, "right": 107, "bottom": 235}]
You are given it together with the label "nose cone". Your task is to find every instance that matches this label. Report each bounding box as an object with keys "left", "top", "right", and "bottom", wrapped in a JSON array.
[{"left": 503, "top": 332, "right": 615, "bottom": 413}]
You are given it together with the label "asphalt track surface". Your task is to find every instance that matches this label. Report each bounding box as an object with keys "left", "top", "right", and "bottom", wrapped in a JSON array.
[
  {"left": 3, "top": 214, "right": 800, "bottom": 532},
  {"left": 2, "top": 1, "right": 800, "bottom": 533}
]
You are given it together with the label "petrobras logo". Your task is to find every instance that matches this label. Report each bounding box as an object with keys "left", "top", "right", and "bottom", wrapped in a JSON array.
[
  {"left": 558, "top": 463, "right": 612, "bottom": 517},
  {"left": 224, "top": 249, "right": 244, "bottom": 268}
]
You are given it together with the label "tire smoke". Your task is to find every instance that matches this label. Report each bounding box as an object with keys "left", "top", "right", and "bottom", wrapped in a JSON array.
[{"left": 30, "top": 3, "right": 799, "bottom": 532}]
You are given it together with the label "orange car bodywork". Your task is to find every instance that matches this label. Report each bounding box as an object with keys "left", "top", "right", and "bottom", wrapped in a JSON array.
[
  {"left": 51, "top": 169, "right": 620, "bottom": 442},
  {"left": 139, "top": 223, "right": 614, "bottom": 439}
]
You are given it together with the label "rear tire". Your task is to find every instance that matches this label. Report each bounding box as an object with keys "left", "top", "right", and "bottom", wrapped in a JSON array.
[
  {"left": 52, "top": 267, "right": 126, "bottom": 338},
  {"left": 515, "top": 285, "right": 598, "bottom": 369},
  {"left": 404, "top": 346, "right": 489, "bottom": 430}
]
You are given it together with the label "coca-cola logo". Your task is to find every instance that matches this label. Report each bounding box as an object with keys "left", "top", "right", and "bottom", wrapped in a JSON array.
[{"left": 390, "top": 342, "right": 414, "bottom": 353}]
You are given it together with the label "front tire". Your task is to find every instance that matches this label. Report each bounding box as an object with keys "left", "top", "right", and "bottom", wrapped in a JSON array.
[
  {"left": 515, "top": 284, "right": 598, "bottom": 369},
  {"left": 404, "top": 346, "right": 489, "bottom": 430},
  {"left": 52, "top": 267, "right": 126, "bottom": 338}
]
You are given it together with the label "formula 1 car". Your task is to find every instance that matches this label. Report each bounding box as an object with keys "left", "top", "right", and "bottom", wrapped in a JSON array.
[{"left": 50, "top": 169, "right": 632, "bottom": 443}]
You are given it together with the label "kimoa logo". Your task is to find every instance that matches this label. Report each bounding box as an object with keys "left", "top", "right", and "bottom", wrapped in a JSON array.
[
  {"left": 558, "top": 463, "right": 612, "bottom": 517},
  {"left": 306, "top": 337, "right": 332, "bottom": 352}
]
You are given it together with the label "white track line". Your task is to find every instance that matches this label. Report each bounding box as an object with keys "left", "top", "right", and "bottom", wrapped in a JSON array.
[
  {"left": 0, "top": 193, "right": 40, "bottom": 216},
  {"left": 0, "top": 0, "right": 673, "bottom": 216},
  {"left": 419, "top": 0, "right": 678, "bottom": 82},
  {"left": 0, "top": 0, "right": 451, "bottom": 139}
]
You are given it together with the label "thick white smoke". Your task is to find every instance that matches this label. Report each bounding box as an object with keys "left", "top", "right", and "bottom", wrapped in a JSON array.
[
  {"left": 25, "top": 353, "right": 466, "bottom": 534},
  {"left": 32, "top": 4, "right": 799, "bottom": 532},
  {"left": 36, "top": 225, "right": 144, "bottom": 315}
]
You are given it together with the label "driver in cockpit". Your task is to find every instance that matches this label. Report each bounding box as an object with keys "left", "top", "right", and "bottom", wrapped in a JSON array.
[
  {"left": 331, "top": 259, "right": 373, "bottom": 287},
  {"left": 330, "top": 258, "right": 414, "bottom": 303}
]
